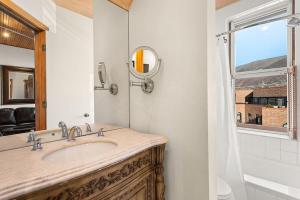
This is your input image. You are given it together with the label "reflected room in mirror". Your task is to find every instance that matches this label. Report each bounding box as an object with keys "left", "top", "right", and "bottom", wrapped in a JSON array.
[
  {"left": 0, "top": 65, "right": 36, "bottom": 136},
  {"left": 0, "top": 8, "right": 36, "bottom": 137},
  {"left": 131, "top": 47, "right": 157, "bottom": 75},
  {"left": 2, "top": 66, "right": 35, "bottom": 104}
]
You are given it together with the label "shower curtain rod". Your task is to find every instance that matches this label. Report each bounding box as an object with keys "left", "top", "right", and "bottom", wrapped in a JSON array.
[{"left": 216, "top": 13, "right": 300, "bottom": 38}]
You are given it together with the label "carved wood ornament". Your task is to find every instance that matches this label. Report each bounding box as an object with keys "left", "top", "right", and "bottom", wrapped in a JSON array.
[
  {"left": 17, "top": 145, "right": 166, "bottom": 200},
  {"left": 47, "top": 155, "right": 151, "bottom": 200}
]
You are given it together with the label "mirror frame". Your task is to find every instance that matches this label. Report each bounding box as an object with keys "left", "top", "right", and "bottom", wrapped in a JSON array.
[
  {"left": 129, "top": 46, "right": 161, "bottom": 79},
  {"left": 98, "top": 62, "right": 107, "bottom": 86},
  {"left": 2, "top": 65, "right": 35, "bottom": 105}
]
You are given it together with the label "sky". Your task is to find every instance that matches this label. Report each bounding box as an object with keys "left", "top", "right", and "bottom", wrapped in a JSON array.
[{"left": 235, "top": 20, "right": 288, "bottom": 66}]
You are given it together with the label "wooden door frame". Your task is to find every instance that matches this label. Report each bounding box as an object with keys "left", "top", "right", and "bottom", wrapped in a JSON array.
[{"left": 0, "top": 0, "right": 49, "bottom": 130}]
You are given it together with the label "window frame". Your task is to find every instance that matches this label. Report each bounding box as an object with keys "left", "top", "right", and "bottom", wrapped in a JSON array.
[{"left": 228, "top": 0, "right": 297, "bottom": 139}]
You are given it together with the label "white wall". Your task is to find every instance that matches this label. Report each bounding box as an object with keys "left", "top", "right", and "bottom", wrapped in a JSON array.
[
  {"left": 0, "top": 45, "right": 35, "bottom": 109},
  {"left": 46, "top": 6, "right": 94, "bottom": 128},
  {"left": 0, "top": 45, "right": 34, "bottom": 67},
  {"left": 11, "top": 1, "right": 94, "bottom": 128},
  {"left": 10, "top": 72, "right": 33, "bottom": 99},
  {"left": 11, "top": 0, "right": 57, "bottom": 32},
  {"left": 93, "top": 0, "right": 129, "bottom": 127},
  {"left": 129, "top": 0, "right": 212, "bottom": 199},
  {"left": 217, "top": 0, "right": 300, "bottom": 199}
]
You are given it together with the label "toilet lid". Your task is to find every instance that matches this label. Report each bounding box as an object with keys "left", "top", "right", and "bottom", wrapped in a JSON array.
[{"left": 217, "top": 178, "right": 232, "bottom": 199}]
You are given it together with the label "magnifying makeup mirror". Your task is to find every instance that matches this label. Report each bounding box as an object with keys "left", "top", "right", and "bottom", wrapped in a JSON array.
[
  {"left": 98, "top": 62, "right": 107, "bottom": 87},
  {"left": 129, "top": 46, "right": 161, "bottom": 94},
  {"left": 94, "top": 62, "right": 118, "bottom": 95}
]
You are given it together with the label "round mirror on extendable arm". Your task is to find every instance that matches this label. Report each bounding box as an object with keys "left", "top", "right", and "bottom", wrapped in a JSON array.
[
  {"left": 129, "top": 46, "right": 161, "bottom": 94},
  {"left": 94, "top": 62, "right": 118, "bottom": 95},
  {"left": 98, "top": 62, "right": 107, "bottom": 87}
]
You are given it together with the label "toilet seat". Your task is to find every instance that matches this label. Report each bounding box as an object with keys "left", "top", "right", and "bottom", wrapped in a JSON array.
[{"left": 217, "top": 178, "right": 232, "bottom": 200}]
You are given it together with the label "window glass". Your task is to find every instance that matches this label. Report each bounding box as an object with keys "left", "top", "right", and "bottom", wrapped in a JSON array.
[
  {"left": 234, "top": 20, "right": 288, "bottom": 73},
  {"left": 231, "top": 6, "right": 296, "bottom": 136},
  {"left": 235, "top": 75, "right": 288, "bottom": 132}
]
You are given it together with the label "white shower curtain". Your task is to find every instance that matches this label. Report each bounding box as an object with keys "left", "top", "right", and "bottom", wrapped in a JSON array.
[{"left": 216, "top": 38, "right": 247, "bottom": 200}]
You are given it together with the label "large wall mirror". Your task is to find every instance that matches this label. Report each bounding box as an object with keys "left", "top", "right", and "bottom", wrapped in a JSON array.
[
  {"left": 0, "top": 1, "right": 116, "bottom": 152},
  {"left": 0, "top": 5, "right": 40, "bottom": 140},
  {"left": 2, "top": 66, "right": 35, "bottom": 104}
]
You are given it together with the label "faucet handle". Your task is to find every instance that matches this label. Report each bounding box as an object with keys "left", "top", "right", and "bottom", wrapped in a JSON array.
[
  {"left": 58, "top": 121, "right": 68, "bottom": 138},
  {"left": 58, "top": 121, "right": 65, "bottom": 127},
  {"left": 97, "top": 128, "right": 104, "bottom": 137},
  {"left": 76, "top": 126, "right": 83, "bottom": 137},
  {"left": 85, "top": 123, "right": 92, "bottom": 132},
  {"left": 32, "top": 138, "right": 42, "bottom": 151},
  {"left": 27, "top": 130, "right": 36, "bottom": 143}
]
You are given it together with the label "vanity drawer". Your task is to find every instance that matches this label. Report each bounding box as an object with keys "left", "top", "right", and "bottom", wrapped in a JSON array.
[
  {"left": 94, "top": 170, "right": 156, "bottom": 200},
  {"left": 14, "top": 146, "right": 165, "bottom": 200}
]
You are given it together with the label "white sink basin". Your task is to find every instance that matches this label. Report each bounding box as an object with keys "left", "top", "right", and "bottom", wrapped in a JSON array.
[{"left": 42, "top": 141, "right": 117, "bottom": 163}]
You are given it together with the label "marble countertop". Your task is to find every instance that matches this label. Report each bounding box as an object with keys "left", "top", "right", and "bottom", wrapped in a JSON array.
[
  {"left": 0, "top": 123, "right": 122, "bottom": 152},
  {"left": 0, "top": 127, "right": 167, "bottom": 200}
]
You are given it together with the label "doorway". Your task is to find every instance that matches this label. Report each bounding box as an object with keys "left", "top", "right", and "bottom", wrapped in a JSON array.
[{"left": 0, "top": 0, "right": 48, "bottom": 132}]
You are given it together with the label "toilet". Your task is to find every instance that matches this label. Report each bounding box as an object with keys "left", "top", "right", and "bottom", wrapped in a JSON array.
[{"left": 217, "top": 178, "right": 233, "bottom": 200}]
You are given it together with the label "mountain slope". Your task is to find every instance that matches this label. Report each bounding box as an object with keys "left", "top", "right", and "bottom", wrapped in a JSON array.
[
  {"left": 236, "top": 56, "right": 287, "bottom": 72},
  {"left": 235, "top": 56, "right": 287, "bottom": 89}
]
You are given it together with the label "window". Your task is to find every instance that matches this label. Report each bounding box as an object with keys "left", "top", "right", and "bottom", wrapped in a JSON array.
[{"left": 230, "top": 1, "right": 297, "bottom": 137}]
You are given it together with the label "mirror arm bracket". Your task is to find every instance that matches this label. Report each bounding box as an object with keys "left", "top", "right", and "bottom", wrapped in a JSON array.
[
  {"left": 130, "top": 79, "right": 154, "bottom": 94},
  {"left": 94, "top": 84, "right": 118, "bottom": 95},
  {"left": 130, "top": 81, "right": 143, "bottom": 87}
]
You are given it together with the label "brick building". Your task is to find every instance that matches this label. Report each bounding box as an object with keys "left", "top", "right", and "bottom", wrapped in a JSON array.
[{"left": 236, "top": 86, "right": 287, "bottom": 129}]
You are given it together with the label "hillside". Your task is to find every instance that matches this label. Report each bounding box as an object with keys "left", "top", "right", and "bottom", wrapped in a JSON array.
[
  {"left": 235, "top": 56, "right": 287, "bottom": 89},
  {"left": 236, "top": 56, "right": 287, "bottom": 72}
]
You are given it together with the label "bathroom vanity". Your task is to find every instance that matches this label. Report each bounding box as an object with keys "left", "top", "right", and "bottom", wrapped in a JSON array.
[{"left": 0, "top": 127, "right": 167, "bottom": 200}]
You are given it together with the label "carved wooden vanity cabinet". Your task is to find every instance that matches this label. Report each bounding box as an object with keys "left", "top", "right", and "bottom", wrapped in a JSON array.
[{"left": 15, "top": 145, "right": 166, "bottom": 200}]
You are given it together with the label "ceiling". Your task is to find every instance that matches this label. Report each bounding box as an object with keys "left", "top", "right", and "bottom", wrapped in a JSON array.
[
  {"left": 108, "top": 0, "right": 133, "bottom": 11},
  {"left": 0, "top": 9, "right": 35, "bottom": 50},
  {"left": 54, "top": 0, "right": 93, "bottom": 18},
  {"left": 0, "top": 0, "right": 239, "bottom": 51},
  {"left": 216, "top": 0, "right": 239, "bottom": 10},
  {"left": 54, "top": 0, "right": 132, "bottom": 18},
  {"left": 53, "top": 0, "right": 239, "bottom": 18}
]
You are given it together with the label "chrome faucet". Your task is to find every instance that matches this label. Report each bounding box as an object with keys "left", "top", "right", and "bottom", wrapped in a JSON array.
[
  {"left": 28, "top": 131, "right": 42, "bottom": 151},
  {"left": 85, "top": 123, "right": 92, "bottom": 133},
  {"left": 58, "top": 121, "right": 68, "bottom": 138},
  {"left": 68, "top": 126, "right": 82, "bottom": 141},
  {"left": 97, "top": 128, "right": 104, "bottom": 137},
  {"left": 32, "top": 138, "right": 43, "bottom": 151}
]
